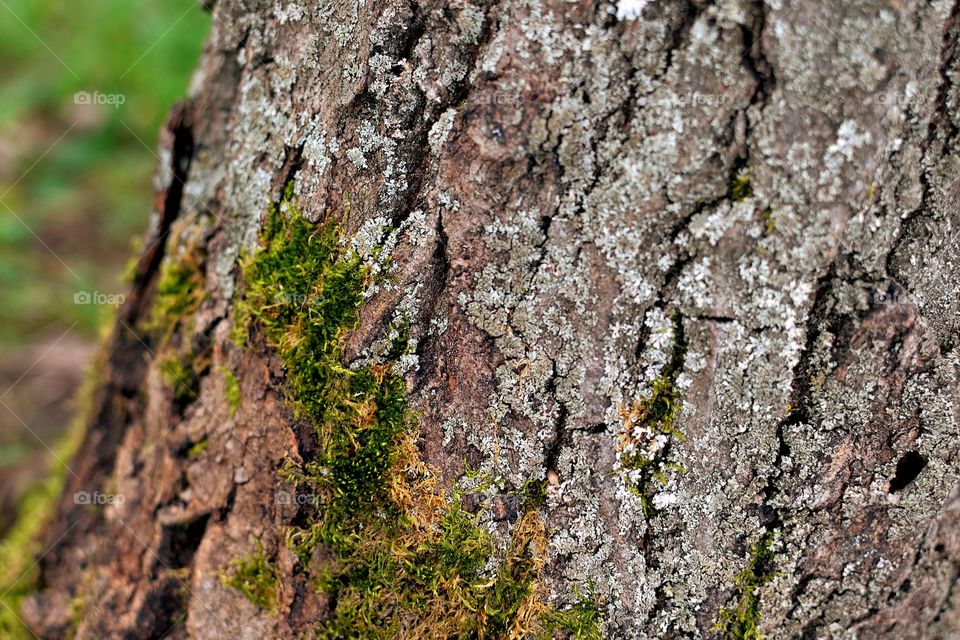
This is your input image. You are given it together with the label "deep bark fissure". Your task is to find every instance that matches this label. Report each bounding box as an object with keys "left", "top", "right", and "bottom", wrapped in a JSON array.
[
  {"left": 124, "top": 105, "right": 195, "bottom": 325},
  {"left": 887, "top": 0, "right": 960, "bottom": 275},
  {"left": 542, "top": 358, "right": 569, "bottom": 475},
  {"left": 391, "top": 0, "right": 503, "bottom": 234}
]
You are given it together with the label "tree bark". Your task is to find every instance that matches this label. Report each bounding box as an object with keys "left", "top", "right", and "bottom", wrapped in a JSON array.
[{"left": 21, "top": 0, "right": 960, "bottom": 638}]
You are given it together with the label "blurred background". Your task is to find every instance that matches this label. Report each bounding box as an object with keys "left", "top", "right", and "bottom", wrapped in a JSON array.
[{"left": 0, "top": 0, "right": 209, "bottom": 625}]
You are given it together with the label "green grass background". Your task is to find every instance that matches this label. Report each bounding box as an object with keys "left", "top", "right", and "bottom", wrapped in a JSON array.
[
  {"left": 0, "top": 3, "right": 209, "bottom": 635},
  {"left": 0, "top": 0, "right": 210, "bottom": 344}
]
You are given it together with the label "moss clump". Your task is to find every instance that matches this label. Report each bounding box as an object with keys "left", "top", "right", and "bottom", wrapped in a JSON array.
[
  {"left": 730, "top": 170, "right": 753, "bottom": 202},
  {"left": 219, "top": 366, "right": 241, "bottom": 415},
  {"left": 0, "top": 372, "right": 91, "bottom": 639},
  {"left": 145, "top": 245, "right": 205, "bottom": 335},
  {"left": 541, "top": 591, "right": 604, "bottom": 640},
  {"left": 761, "top": 208, "right": 775, "bottom": 234},
  {"left": 149, "top": 241, "right": 211, "bottom": 414},
  {"left": 221, "top": 542, "right": 280, "bottom": 611},
  {"left": 233, "top": 186, "right": 395, "bottom": 521},
  {"left": 185, "top": 437, "right": 208, "bottom": 458},
  {"left": 234, "top": 187, "right": 602, "bottom": 638},
  {"left": 160, "top": 352, "right": 204, "bottom": 406},
  {"left": 715, "top": 532, "right": 777, "bottom": 640},
  {"left": 305, "top": 495, "right": 552, "bottom": 639},
  {"left": 616, "top": 314, "right": 687, "bottom": 517},
  {"left": 515, "top": 479, "right": 548, "bottom": 512},
  {"left": 0, "top": 464, "right": 76, "bottom": 639}
]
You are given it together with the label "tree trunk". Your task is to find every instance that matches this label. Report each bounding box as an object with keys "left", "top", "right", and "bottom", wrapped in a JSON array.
[{"left": 20, "top": 0, "right": 960, "bottom": 638}]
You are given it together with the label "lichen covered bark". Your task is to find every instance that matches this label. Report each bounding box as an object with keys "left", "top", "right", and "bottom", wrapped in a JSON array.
[{"left": 19, "top": 0, "right": 960, "bottom": 638}]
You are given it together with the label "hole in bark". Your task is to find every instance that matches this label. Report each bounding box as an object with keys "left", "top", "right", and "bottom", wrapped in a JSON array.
[
  {"left": 888, "top": 451, "right": 927, "bottom": 493},
  {"left": 940, "top": 337, "right": 956, "bottom": 356},
  {"left": 137, "top": 577, "right": 188, "bottom": 640},
  {"left": 396, "top": 13, "right": 425, "bottom": 63},
  {"left": 155, "top": 514, "right": 209, "bottom": 570},
  {"left": 292, "top": 419, "right": 321, "bottom": 461}
]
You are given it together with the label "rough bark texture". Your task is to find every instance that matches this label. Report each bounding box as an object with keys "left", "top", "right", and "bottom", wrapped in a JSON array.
[{"left": 20, "top": 0, "right": 960, "bottom": 638}]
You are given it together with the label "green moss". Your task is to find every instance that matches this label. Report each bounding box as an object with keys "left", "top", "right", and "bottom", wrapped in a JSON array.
[
  {"left": 160, "top": 353, "right": 202, "bottom": 406},
  {"left": 221, "top": 542, "right": 279, "bottom": 612},
  {"left": 0, "top": 375, "right": 90, "bottom": 639},
  {"left": 730, "top": 170, "right": 753, "bottom": 202},
  {"left": 233, "top": 188, "right": 395, "bottom": 521},
  {"left": 384, "top": 318, "right": 411, "bottom": 361},
  {"left": 185, "top": 437, "right": 208, "bottom": 458},
  {"left": 715, "top": 532, "right": 777, "bottom": 640},
  {"left": 761, "top": 208, "right": 775, "bottom": 234},
  {"left": 149, "top": 242, "right": 211, "bottom": 415},
  {"left": 618, "top": 314, "right": 688, "bottom": 517},
  {"left": 540, "top": 591, "right": 604, "bottom": 640},
  {"left": 145, "top": 246, "right": 205, "bottom": 335},
  {"left": 305, "top": 495, "right": 529, "bottom": 639},
  {"left": 619, "top": 373, "right": 684, "bottom": 463},
  {"left": 67, "top": 589, "right": 88, "bottom": 637},
  {"left": 219, "top": 366, "right": 241, "bottom": 415},
  {"left": 234, "top": 187, "right": 602, "bottom": 638},
  {"left": 514, "top": 479, "right": 548, "bottom": 512},
  {"left": 0, "top": 468, "right": 72, "bottom": 639}
]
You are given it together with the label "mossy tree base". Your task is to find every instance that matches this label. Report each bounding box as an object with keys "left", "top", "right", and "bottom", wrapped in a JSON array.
[{"left": 16, "top": 1, "right": 960, "bottom": 638}]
